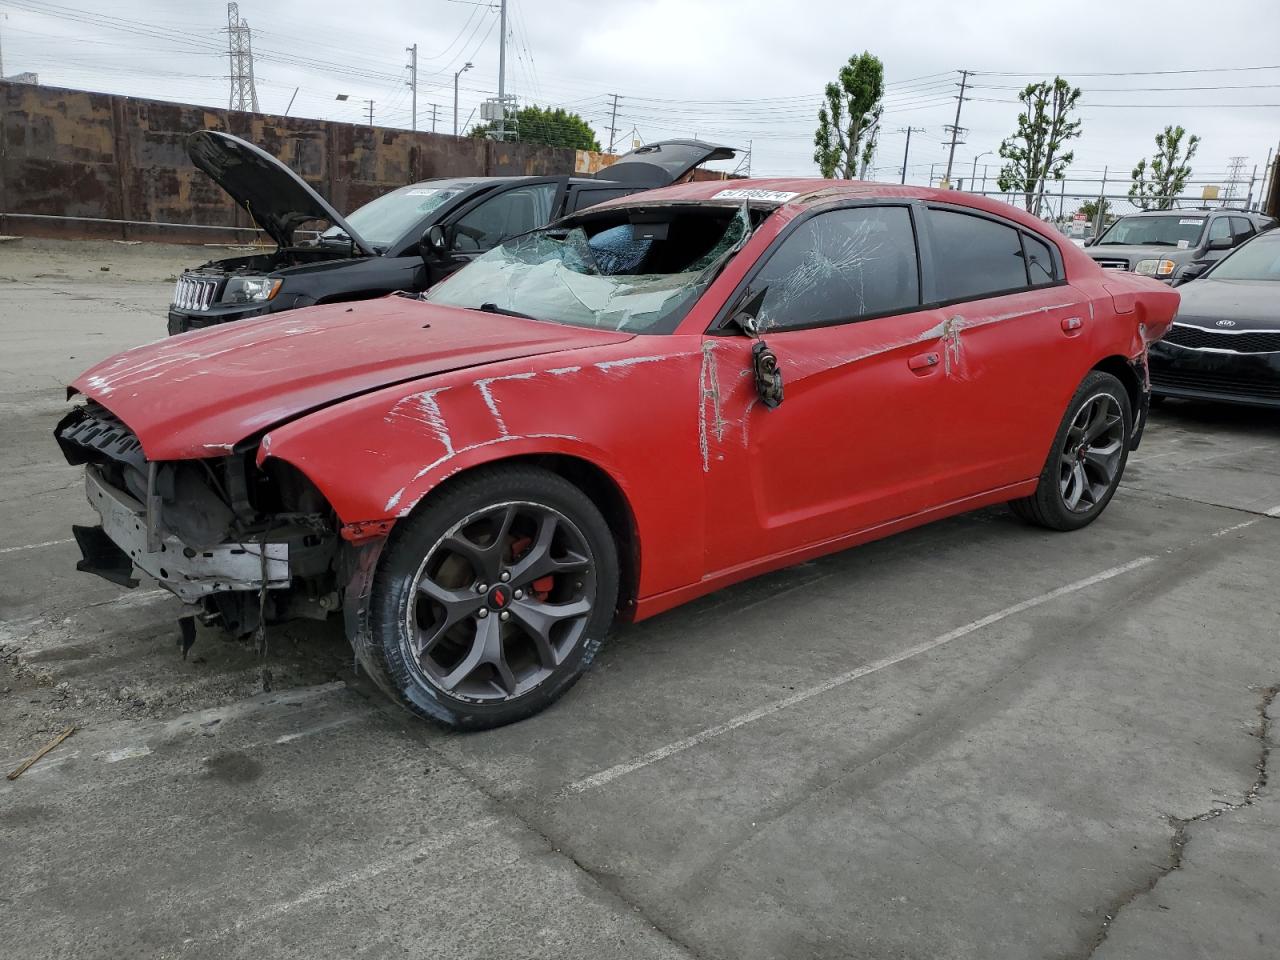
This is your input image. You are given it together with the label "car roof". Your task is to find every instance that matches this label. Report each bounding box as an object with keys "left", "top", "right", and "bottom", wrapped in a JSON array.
[
  {"left": 1117, "top": 208, "right": 1245, "bottom": 218},
  {"left": 587, "top": 177, "right": 1067, "bottom": 233},
  {"left": 402, "top": 175, "right": 624, "bottom": 192}
]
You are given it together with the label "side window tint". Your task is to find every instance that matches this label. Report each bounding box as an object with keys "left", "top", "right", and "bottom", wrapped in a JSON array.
[
  {"left": 1230, "top": 217, "right": 1255, "bottom": 243},
  {"left": 1022, "top": 232, "right": 1057, "bottom": 284},
  {"left": 1208, "top": 217, "right": 1232, "bottom": 243},
  {"left": 929, "top": 209, "right": 1029, "bottom": 300},
  {"left": 571, "top": 188, "right": 631, "bottom": 213},
  {"left": 753, "top": 206, "right": 919, "bottom": 331},
  {"left": 453, "top": 183, "right": 557, "bottom": 252}
]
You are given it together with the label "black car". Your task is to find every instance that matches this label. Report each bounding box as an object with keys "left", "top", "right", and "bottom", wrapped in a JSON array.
[
  {"left": 168, "top": 132, "right": 735, "bottom": 334},
  {"left": 1150, "top": 228, "right": 1280, "bottom": 407}
]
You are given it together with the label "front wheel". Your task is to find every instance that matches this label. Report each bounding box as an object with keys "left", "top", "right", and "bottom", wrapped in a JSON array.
[
  {"left": 366, "top": 466, "right": 619, "bottom": 729},
  {"left": 1010, "top": 371, "right": 1132, "bottom": 531}
]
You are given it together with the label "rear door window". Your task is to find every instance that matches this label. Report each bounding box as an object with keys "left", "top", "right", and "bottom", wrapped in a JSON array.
[
  {"left": 1230, "top": 217, "right": 1256, "bottom": 244},
  {"left": 452, "top": 183, "right": 558, "bottom": 252},
  {"left": 1021, "top": 232, "right": 1058, "bottom": 285},
  {"left": 928, "top": 208, "right": 1029, "bottom": 300},
  {"left": 750, "top": 206, "right": 920, "bottom": 331}
]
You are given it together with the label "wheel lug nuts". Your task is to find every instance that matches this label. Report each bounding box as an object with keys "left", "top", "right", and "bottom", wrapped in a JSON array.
[
  {"left": 476, "top": 583, "right": 488, "bottom": 593},
  {"left": 513, "top": 589, "right": 524, "bottom": 600},
  {"left": 499, "top": 571, "right": 510, "bottom": 582},
  {"left": 477, "top": 608, "right": 489, "bottom": 618},
  {"left": 499, "top": 611, "right": 510, "bottom": 621}
]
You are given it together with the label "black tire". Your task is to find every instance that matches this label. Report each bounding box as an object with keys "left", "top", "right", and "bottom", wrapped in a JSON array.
[
  {"left": 365, "top": 465, "right": 618, "bottom": 730},
  {"left": 1010, "top": 370, "right": 1132, "bottom": 531}
]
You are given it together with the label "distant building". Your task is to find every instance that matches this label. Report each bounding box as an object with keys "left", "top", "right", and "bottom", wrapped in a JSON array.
[{"left": 3, "top": 72, "right": 39, "bottom": 84}]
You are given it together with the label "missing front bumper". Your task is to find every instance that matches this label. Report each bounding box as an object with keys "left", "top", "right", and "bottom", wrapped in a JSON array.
[{"left": 81, "top": 465, "right": 289, "bottom": 602}]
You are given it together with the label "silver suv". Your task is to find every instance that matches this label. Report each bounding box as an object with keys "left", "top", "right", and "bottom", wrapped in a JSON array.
[{"left": 1086, "top": 208, "right": 1273, "bottom": 284}]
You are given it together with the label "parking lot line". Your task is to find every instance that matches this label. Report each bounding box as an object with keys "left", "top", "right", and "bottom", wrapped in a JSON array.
[
  {"left": 565, "top": 555, "right": 1157, "bottom": 795},
  {"left": 0, "top": 538, "right": 73, "bottom": 556}
]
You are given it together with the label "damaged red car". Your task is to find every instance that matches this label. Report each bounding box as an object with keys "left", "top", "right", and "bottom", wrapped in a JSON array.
[{"left": 57, "top": 180, "right": 1178, "bottom": 729}]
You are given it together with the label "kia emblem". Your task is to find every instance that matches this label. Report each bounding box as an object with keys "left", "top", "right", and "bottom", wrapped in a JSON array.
[{"left": 1215, "top": 319, "right": 1236, "bottom": 327}]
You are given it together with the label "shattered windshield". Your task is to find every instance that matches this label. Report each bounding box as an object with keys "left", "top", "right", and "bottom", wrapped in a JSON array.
[
  {"left": 321, "top": 184, "right": 464, "bottom": 249},
  {"left": 1096, "top": 215, "right": 1206, "bottom": 247},
  {"left": 425, "top": 204, "right": 751, "bottom": 334}
]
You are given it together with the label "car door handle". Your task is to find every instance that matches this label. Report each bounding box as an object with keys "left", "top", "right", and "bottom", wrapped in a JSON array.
[
  {"left": 1061, "top": 316, "right": 1084, "bottom": 334},
  {"left": 908, "top": 352, "right": 940, "bottom": 371}
]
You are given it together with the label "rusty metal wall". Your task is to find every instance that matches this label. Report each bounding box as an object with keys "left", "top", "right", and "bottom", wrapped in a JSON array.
[{"left": 0, "top": 81, "right": 579, "bottom": 243}]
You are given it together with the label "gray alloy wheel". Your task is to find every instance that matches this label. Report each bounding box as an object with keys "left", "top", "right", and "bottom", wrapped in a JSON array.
[
  {"left": 1058, "top": 392, "right": 1126, "bottom": 514},
  {"left": 1009, "top": 370, "right": 1132, "bottom": 532},
  {"left": 403, "top": 501, "right": 597, "bottom": 703}
]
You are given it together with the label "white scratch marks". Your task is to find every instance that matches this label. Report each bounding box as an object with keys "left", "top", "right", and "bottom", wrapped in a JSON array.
[
  {"left": 595, "top": 355, "right": 675, "bottom": 371},
  {"left": 473, "top": 372, "right": 537, "bottom": 436},
  {"left": 698, "top": 341, "right": 728, "bottom": 472}
]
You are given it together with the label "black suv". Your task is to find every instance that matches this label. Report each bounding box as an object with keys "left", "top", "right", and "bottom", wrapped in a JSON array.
[
  {"left": 168, "top": 131, "right": 735, "bottom": 333},
  {"left": 1085, "top": 207, "right": 1273, "bottom": 284}
]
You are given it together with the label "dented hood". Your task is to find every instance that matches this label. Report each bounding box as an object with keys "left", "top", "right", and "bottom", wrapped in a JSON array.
[
  {"left": 187, "top": 130, "right": 375, "bottom": 255},
  {"left": 72, "top": 299, "right": 632, "bottom": 460}
]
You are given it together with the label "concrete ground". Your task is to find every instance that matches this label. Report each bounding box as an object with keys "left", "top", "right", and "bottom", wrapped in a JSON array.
[{"left": 1, "top": 236, "right": 1277, "bottom": 960}]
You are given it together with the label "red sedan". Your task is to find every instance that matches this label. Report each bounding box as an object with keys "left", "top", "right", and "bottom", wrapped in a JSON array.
[{"left": 57, "top": 180, "right": 1178, "bottom": 729}]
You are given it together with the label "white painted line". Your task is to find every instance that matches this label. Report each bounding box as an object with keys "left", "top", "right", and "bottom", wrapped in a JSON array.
[
  {"left": 1265, "top": 506, "right": 1280, "bottom": 518},
  {"left": 565, "top": 556, "right": 1157, "bottom": 795},
  {"left": 0, "top": 538, "right": 73, "bottom": 556},
  {"left": 1209, "top": 519, "right": 1259, "bottom": 537},
  {"left": 274, "top": 716, "right": 360, "bottom": 744},
  {"left": 100, "top": 745, "right": 152, "bottom": 763},
  {"left": 193, "top": 816, "right": 500, "bottom": 943}
]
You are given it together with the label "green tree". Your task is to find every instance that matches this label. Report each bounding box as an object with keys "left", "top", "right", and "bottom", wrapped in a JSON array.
[
  {"left": 471, "top": 105, "right": 601, "bottom": 151},
  {"left": 996, "top": 77, "right": 1083, "bottom": 215},
  {"left": 1077, "top": 198, "right": 1109, "bottom": 221},
  {"left": 813, "top": 52, "right": 885, "bottom": 179},
  {"left": 1129, "top": 125, "right": 1200, "bottom": 210}
]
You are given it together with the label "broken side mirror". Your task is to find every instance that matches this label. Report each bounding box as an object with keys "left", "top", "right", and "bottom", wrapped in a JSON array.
[
  {"left": 726, "top": 287, "right": 783, "bottom": 409},
  {"left": 420, "top": 224, "right": 449, "bottom": 259}
]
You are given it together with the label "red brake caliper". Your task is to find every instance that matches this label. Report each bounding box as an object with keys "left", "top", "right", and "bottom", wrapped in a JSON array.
[{"left": 508, "top": 536, "right": 554, "bottom": 601}]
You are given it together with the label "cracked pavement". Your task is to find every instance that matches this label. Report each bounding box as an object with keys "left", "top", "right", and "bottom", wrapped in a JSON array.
[{"left": 1, "top": 238, "right": 1278, "bottom": 959}]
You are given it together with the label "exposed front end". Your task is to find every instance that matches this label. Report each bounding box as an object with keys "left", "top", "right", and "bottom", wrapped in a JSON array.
[
  {"left": 1149, "top": 322, "right": 1280, "bottom": 408},
  {"left": 56, "top": 401, "right": 345, "bottom": 635}
]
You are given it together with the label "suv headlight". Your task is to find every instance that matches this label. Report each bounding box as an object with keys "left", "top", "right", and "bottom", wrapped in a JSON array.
[
  {"left": 1135, "top": 258, "right": 1176, "bottom": 278},
  {"left": 221, "top": 276, "right": 282, "bottom": 304}
]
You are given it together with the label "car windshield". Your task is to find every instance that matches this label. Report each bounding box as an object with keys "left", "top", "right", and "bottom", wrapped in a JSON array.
[
  {"left": 425, "top": 204, "right": 752, "bottom": 334},
  {"left": 1207, "top": 234, "right": 1280, "bottom": 280},
  {"left": 321, "top": 184, "right": 464, "bottom": 250},
  {"left": 1096, "top": 214, "right": 1207, "bottom": 247}
]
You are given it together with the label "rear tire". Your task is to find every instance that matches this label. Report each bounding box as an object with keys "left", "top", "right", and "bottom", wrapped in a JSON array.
[
  {"left": 1010, "top": 371, "right": 1132, "bottom": 531},
  {"left": 365, "top": 465, "right": 618, "bottom": 730}
]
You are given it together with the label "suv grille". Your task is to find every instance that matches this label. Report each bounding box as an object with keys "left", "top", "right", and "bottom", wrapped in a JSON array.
[
  {"left": 1094, "top": 258, "right": 1129, "bottom": 270},
  {"left": 172, "top": 274, "right": 220, "bottom": 311},
  {"left": 1162, "top": 324, "right": 1280, "bottom": 354}
]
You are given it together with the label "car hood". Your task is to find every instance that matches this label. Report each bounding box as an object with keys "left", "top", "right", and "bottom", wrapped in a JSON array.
[
  {"left": 72, "top": 299, "right": 633, "bottom": 460},
  {"left": 1173, "top": 278, "right": 1280, "bottom": 331},
  {"left": 1087, "top": 244, "right": 1192, "bottom": 265},
  {"left": 595, "top": 139, "right": 736, "bottom": 186},
  {"left": 187, "top": 130, "right": 375, "bottom": 256}
]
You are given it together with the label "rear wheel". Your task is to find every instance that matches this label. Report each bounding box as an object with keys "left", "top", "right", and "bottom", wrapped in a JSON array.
[
  {"left": 365, "top": 465, "right": 618, "bottom": 730},
  {"left": 1010, "top": 371, "right": 1131, "bottom": 531}
]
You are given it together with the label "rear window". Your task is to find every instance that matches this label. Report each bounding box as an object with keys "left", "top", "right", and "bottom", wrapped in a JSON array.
[{"left": 929, "top": 209, "right": 1029, "bottom": 300}]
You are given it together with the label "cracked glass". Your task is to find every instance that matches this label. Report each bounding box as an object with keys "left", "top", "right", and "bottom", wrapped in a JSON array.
[{"left": 751, "top": 206, "right": 920, "bottom": 330}]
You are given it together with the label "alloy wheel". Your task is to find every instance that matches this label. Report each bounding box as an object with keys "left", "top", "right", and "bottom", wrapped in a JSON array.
[
  {"left": 1058, "top": 392, "right": 1125, "bottom": 513},
  {"left": 404, "top": 501, "right": 596, "bottom": 703}
]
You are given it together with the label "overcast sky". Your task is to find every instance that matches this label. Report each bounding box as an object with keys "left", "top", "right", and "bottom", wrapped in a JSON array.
[{"left": 4, "top": 0, "right": 1279, "bottom": 211}]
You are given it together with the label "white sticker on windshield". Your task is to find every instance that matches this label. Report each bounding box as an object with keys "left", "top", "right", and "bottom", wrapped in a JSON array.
[
  {"left": 1179, "top": 218, "right": 1204, "bottom": 225},
  {"left": 1177, "top": 239, "right": 1190, "bottom": 249},
  {"left": 712, "top": 188, "right": 799, "bottom": 203},
  {"left": 407, "top": 188, "right": 441, "bottom": 197}
]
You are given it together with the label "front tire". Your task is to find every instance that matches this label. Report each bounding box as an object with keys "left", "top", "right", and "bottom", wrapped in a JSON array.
[
  {"left": 1010, "top": 371, "right": 1131, "bottom": 531},
  {"left": 366, "top": 465, "right": 618, "bottom": 730}
]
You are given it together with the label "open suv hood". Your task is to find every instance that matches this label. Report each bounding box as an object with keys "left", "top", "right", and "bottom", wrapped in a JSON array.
[
  {"left": 187, "top": 130, "right": 375, "bottom": 255},
  {"left": 72, "top": 299, "right": 632, "bottom": 460},
  {"left": 595, "top": 139, "right": 736, "bottom": 186}
]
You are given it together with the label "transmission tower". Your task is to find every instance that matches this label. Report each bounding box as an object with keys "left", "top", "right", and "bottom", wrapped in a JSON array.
[
  {"left": 1223, "top": 155, "right": 1247, "bottom": 201},
  {"left": 225, "top": 2, "right": 259, "bottom": 113}
]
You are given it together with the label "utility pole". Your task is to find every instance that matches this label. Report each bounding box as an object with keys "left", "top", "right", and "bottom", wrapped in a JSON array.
[
  {"left": 1092, "top": 165, "right": 1108, "bottom": 238},
  {"left": 1223, "top": 155, "right": 1247, "bottom": 202},
  {"left": 943, "top": 69, "right": 970, "bottom": 188},
  {"left": 430, "top": 103, "right": 438, "bottom": 134},
  {"left": 496, "top": 0, "right": 508, "bottom": 141},
  {"left": 367, "top": 99, "right": 375, "bottom": 127},
  {"left": 898, "top": 126, "right": 925, "bottom": 184},
  {"left": 1, "top": 13, "right": 7, "bottom": 78},
  {"left": 607, "top": 93, "right": 621, "bottom": 153},
  {"left": 225, "top": 2, "right": 260, "bottom": 112},
  {"left": 406, "top": 44, "right": 417, "bottom": 131}
]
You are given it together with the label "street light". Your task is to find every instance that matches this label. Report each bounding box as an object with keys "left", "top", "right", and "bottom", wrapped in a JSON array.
[
  {"left": 336, "top": 93, "right": 374, "bottom": 126},
  {"left": 971, "top": 151, "right": 993, "bottom": 194},
  {"left": 454, "top": 62, "right": 473, "bottom": 137}
]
